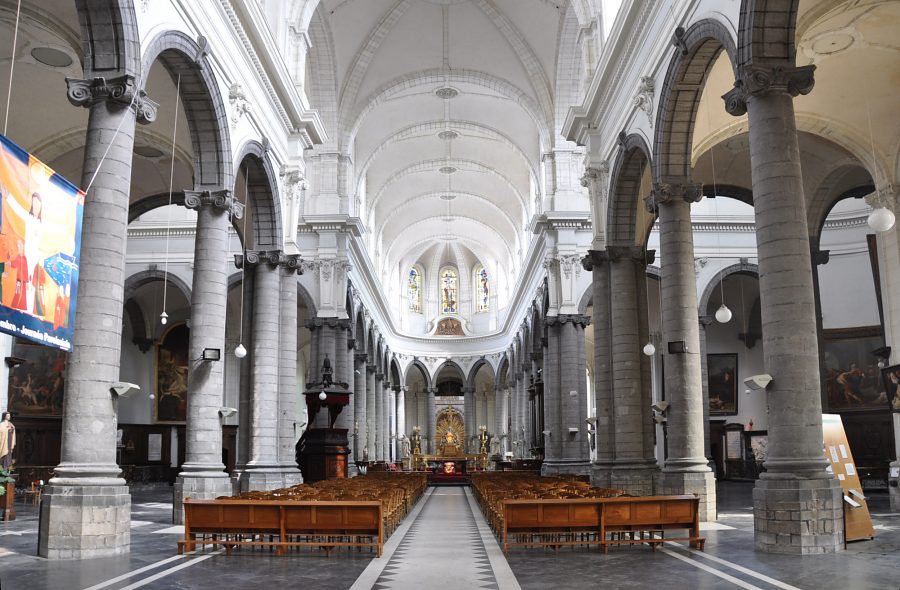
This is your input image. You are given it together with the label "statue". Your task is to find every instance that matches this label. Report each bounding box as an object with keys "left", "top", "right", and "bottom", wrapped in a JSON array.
[
  {"left": 478, "top": 426, "right": 489, "bottom": 455},
  {"left": 321, "top": 354, "right": 333, "bottom": 387},
  {"left": 490, "top": 437, "right": 500, "bottom": 457},
  {"left": 0, "top": 413, "right": 15, "bottom": 471},
  {"left": 400, "top": 435, "right": 411, "bottom": 459},
  {"left": 411, "top": 427, "right": 422, "bottom": 455}
]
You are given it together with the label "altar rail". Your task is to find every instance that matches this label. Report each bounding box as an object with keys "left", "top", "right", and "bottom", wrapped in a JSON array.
[
  {"left": 498, "top": 495, "right": 705, "bottom": 553},
  {"left": 179, "top": 499, "right": 384, "bottom": 556}
]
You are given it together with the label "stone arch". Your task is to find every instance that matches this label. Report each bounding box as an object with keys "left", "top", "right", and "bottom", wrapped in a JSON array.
[
  {"left": 807, "top": 167, "right": 874, "bottom": 245},
  {"left": 123, "top": 269, "right": 191, "bottom": 303},
  {"left": 140, "top": 30, "right": 233, "bottom": 190},
  {"left": 608, "top": 132, "right": 654, "bottom": 247},
  {"left": 577, "top": 282, "right": 593, "bottom": 315},
  {"left": 406, "top": 359, "right": 432, "bottom": 391},
  {"left": 495, "top": 354, "right": 510, "bottom": 390},
  {"left": 306, "top": 4, "right": 339, "bottom": 147},
  {"left": 433, "top": 359, "right": 465, "bottom": 389},
  {"left": 554, "top": 2, "right": 584, "bottom": 139},
  {"left": 234, "top": 140, "right": 283, "bottom": 249},
  {"left": 654, "top": 18, "right": 737, "bottom": 183},
  {"left": 466, "top": 358, "right": 495, "bottom": 390},
  {"left": 736, "top": 0, "right": 801, "bottom": 69},
  {"left": 698, "top": 262, "right": 760, "bottom": 316},
  {"left": 75, "top": 0, "right": 141, "bottom": 78}
]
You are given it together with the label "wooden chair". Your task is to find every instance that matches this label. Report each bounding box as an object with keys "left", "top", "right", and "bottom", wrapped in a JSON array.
[{"left": 23, "top": 481, "right": 42, "bottom": 506}]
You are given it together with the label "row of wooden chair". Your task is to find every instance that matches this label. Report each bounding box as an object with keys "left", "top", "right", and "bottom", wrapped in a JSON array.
[
  {"left": 218, "top": 473, "right": 427, "bottom": 537},
  {"left": 471, "top": 472, "right": 626, "bottom": 536}
]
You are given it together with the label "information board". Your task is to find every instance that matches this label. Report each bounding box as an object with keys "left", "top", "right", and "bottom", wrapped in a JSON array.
[{"left": 822, "top": 414, "right": 875, "bottom": 542}]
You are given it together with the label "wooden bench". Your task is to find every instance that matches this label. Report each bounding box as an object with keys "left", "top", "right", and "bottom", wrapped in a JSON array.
[
  {"left": 179, "top": 499, "right": 384, "bottom": 557},
  {"left": 501, "top": 495, "right": 704, "bottom": 553}
]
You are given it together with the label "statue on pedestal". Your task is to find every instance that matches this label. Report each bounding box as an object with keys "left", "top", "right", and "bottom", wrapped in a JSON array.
[{"left": 0, "top": 413, "right": 15, "bottom": 471}]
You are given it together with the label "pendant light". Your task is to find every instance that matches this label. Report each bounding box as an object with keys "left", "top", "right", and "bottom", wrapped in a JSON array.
[
  {"left": 642, "top": 249, "right": 655, "bottom": 356},
  {"left": 160, "top": 74, "right": 182, "bottom": 326},
  {"left": 864, "top": 92, "right": 895, "bottom": 232},
  {"left": 715, "top": 302, "right": 732, "bottom": 324}
]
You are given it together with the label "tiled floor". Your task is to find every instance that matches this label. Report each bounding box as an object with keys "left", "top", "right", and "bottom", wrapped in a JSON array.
[{"left": 1, "top": 482, "right": 899, "bottom": 590}]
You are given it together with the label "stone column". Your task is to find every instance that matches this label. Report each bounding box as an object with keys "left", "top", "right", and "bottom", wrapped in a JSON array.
[
  {"left": 509, "top": 373, "right": 519, "bottom": 455},
  {"left": 374, "top": 373, "right": 384, "bottom": 461},
  {"left": 397, "top": 386, "right": 406, "bottom": 459},
  {"left": 333, "top": 321, "right": 354, "bottom": 462},
  {"left": 174, "top": 190, "right": 245, "bottom": 523},
  {"left": 384, "top": 382, "right": 392, "bottom": 461},
  {"left": 494, "top": 386, "right": 506, "bottom": 455},
  {"left": 365, "top": 364, "right": 376, "bottom": 460},
  {"left": 698, "top": 315, "right": 714, "bottom": 471},
  {"left": 463, "top": 386, "right": 476, "bottom": 452},
  {"left": 584, "top": 251, "right": 614, "bottom": 487},
  {"left": 353, "top": 353, "right": 368, "bottom": 464},
  {"left": 481, "top": 391, "right": 489, "bottom": 432},
  {"left": 543, "top": 315, "right": 591, "bottom": 476},
  {"left": 725, "top": 63, "right": 842, "bottom": 552},
  {"left": 235, "top": 269, "right": 255, "bottom": 478},
  {"left": 39, "top": 77, "right": 156, "bottom": 559},
  {"left": 647, "top": 182, "right": 715, "bottom": 521},
  {"left": 240, "top": 251, "right": 284, "bottom": 491},
  {"left": 278, "top": 258, "right": 302, "bottom": 486},
  {"left": 426, "top": 387, "right": 437, "bottom": 454},
  {"left": 305, "top": 319, "right": 321, "bottom": 384},
  {"left": 607, "top": 246, "right": 658, "bottom": 496}
]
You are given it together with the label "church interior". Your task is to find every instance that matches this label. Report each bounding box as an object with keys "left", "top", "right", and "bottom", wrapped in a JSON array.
[{"left": 0, "top": 0, "right": 899, "bottom": 588}]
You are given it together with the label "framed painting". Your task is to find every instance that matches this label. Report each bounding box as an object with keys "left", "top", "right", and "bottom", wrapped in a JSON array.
[
  {"left": 822, "top": 327, "right": 885, "bottom": 412},
  {"left": 707, "top": 353, "right": 738, "bottom": 415},
  {"left": 882, "top": 364, "right": 900, "bottom": 412},
  {"left": 7, "top": 340, "right": 66, "bottom": 416},
  {"left": 155, "top": 323, "right": 189, "bottom": 423}
]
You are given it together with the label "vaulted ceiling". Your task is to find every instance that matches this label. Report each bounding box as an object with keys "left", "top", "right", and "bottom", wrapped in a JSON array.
[{"left": 298, "top": 0, "right": 575, "bottom": 298}]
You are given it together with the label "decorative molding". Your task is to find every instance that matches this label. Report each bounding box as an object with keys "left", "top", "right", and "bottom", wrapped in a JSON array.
[
  {"left": 694, "top": 257, "right": 708, "bottom": 275},
  {"left": 228, "top": 83, "right": 251, "bottom": 128},
  {"left": 864, "top": 185, "right": 898, "bottom": 214},
  {"left": 633, "top": 76, "right": 654, "bottom": 128}
]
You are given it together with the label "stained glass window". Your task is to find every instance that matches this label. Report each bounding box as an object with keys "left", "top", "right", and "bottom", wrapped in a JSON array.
[
  {"left": 440, "top": 268, "right": 458, "bottom": 314},
  {"left": 408, "top": 268, "right": 422, "bottom": 312},
  {"left": 475, "top": 266, "right": 490, "bottom": 312}
]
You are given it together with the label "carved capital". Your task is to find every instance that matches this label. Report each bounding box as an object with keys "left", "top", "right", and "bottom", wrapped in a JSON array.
[
  {"left": 546, "top": 314, "right": 591, "bottom": 328},
  {"left": 66, "top": 75, "right": 158, "bottom": 124},
  {"left": 184, "top": 189, "right": 244, "bottom": 218},
  {"left": 580, "top": 161, "right": 609, "bottom": 189},
  {"left": 355, "top": 352, "right": 368, "bottom": 364},
  {"left": 366, "top": 363, "right": 377, "bottom": 374},
  {"left": 723, "top": 63, "right": 816, "bottom": 117},
  {"left": 646, "top": 181, "right": 702, "bottom": 213},
  {"left": 864, "top": 184, "right": 898, "bottom": 214},
  {"left": 606, "top": 246, "right": 655, "bottom": 265},
  {"left": 235, "top": 250, "right": 300, "bottom": 270}
]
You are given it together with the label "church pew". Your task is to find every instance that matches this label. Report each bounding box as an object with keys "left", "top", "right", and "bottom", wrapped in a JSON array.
[
  {"left": 500, "top": 495, "right": 704, "bottom": 553},
  {"left": 179, "top": 499, "right": 384, "bottom": 556}
]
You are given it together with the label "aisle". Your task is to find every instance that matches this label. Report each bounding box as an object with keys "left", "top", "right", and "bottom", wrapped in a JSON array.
[{"left": 351, "top": 487, "right": 520, "bottom": 590}]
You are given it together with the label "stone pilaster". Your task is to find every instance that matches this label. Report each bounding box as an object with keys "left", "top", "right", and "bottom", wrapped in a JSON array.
[
  {"left": 646, "top": 182, "right": 716, "bottom": 520},
  {"left": 584, "top": 251, "right": 614, "bottom": 487},
  {"left": 725, "top": 62, "right": 842, "bottom": 553},
  {"left": 427, "top": 387, "right": 437, "bottom": 454},
  {"left": 699, "top": 315, "right": 715, "bottom": 472},
  {"left": 278, "top": 257, "right": 303, "bottom": 486},
  {"left": 333, "top": 321, "right": 354, "bottom": 463},
  {"left": 495, "top": 386, "right": 507, "bottom": 455},
  {"left": 383, "top": 382, "right": 392, "bottom": 461},
  {"left": 40, "top": 75, "right": 156, "bottom": 559},
  {"left": 542, "top": 315, "right": 592, "bottom": 476},
  {"left": 396, "top": 386, "right": 406, "bottom": 459},
  {"left": 174, "top": 190, "right": 245, "bottom": 523},
  {"left": 234, "top": 269, "right": 255, "bottom": 480},
  {"left": 365, "top": 364, "right": 376, "bottom": 460},
  {"left": 239, "top": 251, "right": 286, "bottom": 491},
  {"left": 353, "top": 353, "right": 368, "bottom": 465}
]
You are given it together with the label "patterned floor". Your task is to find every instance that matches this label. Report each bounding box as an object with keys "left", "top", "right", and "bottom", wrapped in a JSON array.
[{"left": 372, "top": 488, "right": 499, "bottom": 589}]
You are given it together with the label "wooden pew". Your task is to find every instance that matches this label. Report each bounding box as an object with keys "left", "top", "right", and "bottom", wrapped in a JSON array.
[
  {"left": 179, "top": 499, "right": 384, "bottom": 556},
  {"left": 500, "top": 495, "right": 704, "bottom": 553}
]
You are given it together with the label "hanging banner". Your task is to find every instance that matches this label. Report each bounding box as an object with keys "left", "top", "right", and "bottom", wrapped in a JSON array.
[{"left": 0, "top": 134, "right": 84, "bottom": 351}]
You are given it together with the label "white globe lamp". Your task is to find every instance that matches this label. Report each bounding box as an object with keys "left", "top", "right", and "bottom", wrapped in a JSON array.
[
  {"left": 868, "top": 207, "right": 895, "bottom": 233},
  {"left": 715, "top": 303, "right": 733, "bottom": 324}
]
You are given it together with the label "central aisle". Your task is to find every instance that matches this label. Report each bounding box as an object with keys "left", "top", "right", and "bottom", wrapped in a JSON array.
[{"left": 353, "top": 487, "right": 520, "bottom": 590}]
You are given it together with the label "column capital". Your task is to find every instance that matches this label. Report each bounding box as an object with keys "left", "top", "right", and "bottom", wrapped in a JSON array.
[
  {"left": 723, "top": 63, "right": 816, "bottom": 117},
  {"left": 375, "top": 372, "right": 385, "bottom": 381},
  {"left": 66, "top": 74, "right": 158, "bottom": 124},
  {"left": 699, "top": 315, "right": 714, "bottom": 328},
  {"left": 645, "top": 181, "right": 702, "bottom": 213},
  {"left": 185, "top": 189, "right": 244, "bottom": 219},
  {"left": 580, "top": 161, "right": 610, "bottom": 188},
  {"left": 366, "top": 363, "right": 377, "bottom": 374},
  {"left": 427, "top": 387, "right": 438, "bottom": 394},
  {"left": 354, "top": 352, "right": 368, "bottom": 364},
  {"left": 235, "top": 249, "right": 301, "bottom": 270},
  {"left": 305, "top": 317, "right": 323, "bottom": 330},
  {"left": 545, "top": 314, "right": 591, "bottom": 327},
  {"left": 347, "top": 337, "right": 356, "bottom": 350},
  {"left": 462, "top": 386, "right": 475, "bottom": 394},
  {"left": 865, "top": 184, "right": 899, "bottom": 214}
]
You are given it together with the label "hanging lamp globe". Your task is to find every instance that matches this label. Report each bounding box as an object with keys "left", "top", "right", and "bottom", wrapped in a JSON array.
[
  {"left": 867, "top": 207, "right": 895, "bottom": 233},
  {"left": 318, "top": 391, "right": 327, "bottom": 401},
  {"left": 715, "top": 303, "right": 733, "bottom": 323},
  {"left": 642, "top": 342, "right": 656, "bottom": 356},
  {"left": 160, "top": 311, "right": 168, "bottom": 325},
  {"left": 234, "top": 343, "right": 247, "bottom": 358}
]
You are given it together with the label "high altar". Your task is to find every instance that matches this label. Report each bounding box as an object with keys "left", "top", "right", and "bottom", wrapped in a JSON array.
[{"left": 412, "top": 407, "right": 487, "bottom": 471}]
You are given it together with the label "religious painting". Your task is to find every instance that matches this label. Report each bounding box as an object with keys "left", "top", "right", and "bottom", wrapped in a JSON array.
[
  {"left": 822, "top": 327, "right": 886, "bottom": 412},
  {"left": 407, "top": 267, "right": 422, "bottom": 313},
  {"left": 475, "top": 266, "right": 489, "bottom": 312},
  {"left": 707, "top": 353, "right": 738, "bottom": 415},
  {"left": 882, "top": 364, "right": 900, "bottom": 412},
  {"left": 0, "top": 134, "right": 84, "bottom": 352},
  {"left": 7, "top": 340, "right": 66, "bottom": 416},
  {"left": 156, "top": 323, "right": 189, "bottom": 423},
  {"left": 440, "top": 267, "right": 457, "bottom": 314}
]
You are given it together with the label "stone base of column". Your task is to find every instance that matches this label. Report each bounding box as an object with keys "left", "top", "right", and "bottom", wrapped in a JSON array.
[
  {"left": 173, "top": 474, "right": 234, "bottom": 524},
  {"left": 239, "top": 467, "right": 285, "bottom": 492},
  {"left": 590, "top": 462, "right": 613, "bottom": 488},
  {"left": 753, "top": 477, "right": 843, "bottom": 554},
  {"left": 889, "top": 460, "right": 900, "bottom": 512},
  {"left": 280, "top": 468, "right": 303, "bottom": 487},
  {"left": 38, "top": 483, "right": 130, "bottom": 559},
  {"left": 542, "top": 459, "right": 592, "bottom": 477},
  {"left": 610, "top": 462, "right": 658, "bottom": 496},
  {"left": 657, "top": 470, "right": 716, "bottom": 522}
]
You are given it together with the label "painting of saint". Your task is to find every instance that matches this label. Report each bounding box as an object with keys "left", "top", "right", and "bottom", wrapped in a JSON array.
[
  {"left": 707, "top": 353, "right": 737, "bottom": 415},
  {"left": 6, "top": 340, "right": 66, "bottom": 416},
  {"left": 156, "top": 323, "right": 189, "bottom": 423}
]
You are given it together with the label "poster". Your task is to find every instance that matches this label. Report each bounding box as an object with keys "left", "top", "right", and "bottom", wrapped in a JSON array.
[{"left": 0, "top": 134, "right": 83, "bottom": 351}]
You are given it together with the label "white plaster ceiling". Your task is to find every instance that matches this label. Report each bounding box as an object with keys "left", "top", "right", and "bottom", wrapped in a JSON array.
[{"left": 302, "top": 0, "right": 567, "bottom": 301}]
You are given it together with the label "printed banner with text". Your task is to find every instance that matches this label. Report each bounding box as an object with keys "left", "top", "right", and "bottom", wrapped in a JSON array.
[{"left": 0, "top": 134, "right": 83, "bottom": 351}]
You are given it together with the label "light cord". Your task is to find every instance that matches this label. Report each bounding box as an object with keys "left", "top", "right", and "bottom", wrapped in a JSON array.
[
  {"left": 3, "top": 0, "right": 22, "bottom": 136},
  {"left": 237, "top": 168, "right": 250, "bottom": 345},
  {"left": 160, "top": 74, "right": 182, "bottom": 321}
]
